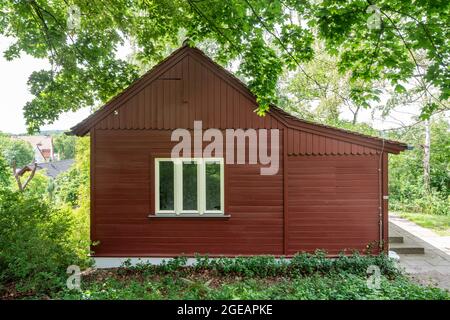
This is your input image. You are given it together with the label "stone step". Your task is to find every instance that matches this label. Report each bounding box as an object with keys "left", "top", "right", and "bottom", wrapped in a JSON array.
[
  {"left": 389, "top": 236, "right": 404, "bottom": 243},
  {"left": 389, "top": 245, "right": 425, "bottom": 254}
]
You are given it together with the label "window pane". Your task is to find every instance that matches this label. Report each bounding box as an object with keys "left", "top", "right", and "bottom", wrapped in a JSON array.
[
  {"left": 182, "top": 162, "right": 198, "bottom": 210},
  {"left": 159, "top": 161, "right": 174, "bottom": 210},
  {"left": 206, "top": 162, "right": 221, "bottom": 211}
]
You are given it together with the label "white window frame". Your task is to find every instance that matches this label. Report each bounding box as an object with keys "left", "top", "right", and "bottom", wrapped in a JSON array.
[
  {"left": 154, "top": 159, "right": 177, "bottom": 214},
  {"left": 155, "top": 158, "right": 224, "bottom": 215}
]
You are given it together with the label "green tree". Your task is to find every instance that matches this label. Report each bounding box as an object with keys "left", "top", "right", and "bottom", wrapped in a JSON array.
[
  {"left": 0, "top": 1, "right": 448, "bottom": 132},
  {"left": 0, "top": 135, "right": 35, "bottom": 167},
  {"left": 0, "top": 153, "right": 12, "bottom": 190},
  {"left": 53, "top": 133, "right": 76, "bottom": 160},
  {"left": 388, "top": 119, "right": 449, "bottom": 215},
  {"left": 54, "top": 136, "right": 89, "bottom": 207},
  {"left": 279, "top": 44, "right": 376, "bottom": 126}
]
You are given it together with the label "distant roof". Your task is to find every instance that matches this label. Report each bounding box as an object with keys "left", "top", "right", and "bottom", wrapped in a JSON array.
[
  {"left": 18, "top": 159, "right": 75, "bottom": 179},
  {"left": 14, "top": 135, "right": 53, "bottom": 150}
]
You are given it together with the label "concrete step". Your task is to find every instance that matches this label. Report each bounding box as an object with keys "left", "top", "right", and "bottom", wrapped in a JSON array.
[
  {"left": 389, "top": 236, "right": 404, "bottom": 244},
  {"left": 390, "top": 244, "right": 425, "bottom": 254}
]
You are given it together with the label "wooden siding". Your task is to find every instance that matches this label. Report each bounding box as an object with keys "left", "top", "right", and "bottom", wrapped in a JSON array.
[
  {"left": 286, "top": 154, "right": 382, "bottom": 255},
  {"left": 92, "top": 130, "right": 284, "bottom": 256},
  {"left": 83, "top": 45, "right": 399, "bottom": 257},
  {"left": 95, "top": 54, "right": 282, "bottom": 131},
  {"left": 286, "top": 128, "right": 378, "bottom": 156}
]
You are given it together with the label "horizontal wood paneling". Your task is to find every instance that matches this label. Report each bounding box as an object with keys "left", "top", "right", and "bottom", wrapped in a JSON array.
[
  {"left": 286, "top": 154, "right": 381, "bottom": 255},
  {"left": 92, "top": 129, "right": 284, "bottom": 256},
  {"left": 88, "top": 46, "right": 390, "bottom": 258}
]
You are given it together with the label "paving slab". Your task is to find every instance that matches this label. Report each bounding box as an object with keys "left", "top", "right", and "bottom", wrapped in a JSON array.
[{"left": 389, "top": 214, "right": 450, "bottom": 291}]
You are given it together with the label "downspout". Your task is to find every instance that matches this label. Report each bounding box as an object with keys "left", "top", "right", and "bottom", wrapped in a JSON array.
[
  {"left": 378, "top": 132, "right": 386, "bottom": 252},
  {"left": 283, "top": 127, "right": 289, "bottom": 255}
]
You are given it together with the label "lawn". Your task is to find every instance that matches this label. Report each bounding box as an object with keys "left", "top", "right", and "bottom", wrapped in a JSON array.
[
  {"left": 392, "top": 212, "right": 450, "bottom": 236},
  {"left": 5, "top": 253, "right": 447, "bottom": 300}
]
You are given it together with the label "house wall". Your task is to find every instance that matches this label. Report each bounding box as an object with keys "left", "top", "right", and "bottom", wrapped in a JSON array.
[
  {"left": 88, "top": 48, "right": 386, "bottom": 257},
  {"left": 286, "top": 154, "right": 382, "bottom": 255},
  {"left": 91, "top": 129, "right": 284, "bottom": 256}
]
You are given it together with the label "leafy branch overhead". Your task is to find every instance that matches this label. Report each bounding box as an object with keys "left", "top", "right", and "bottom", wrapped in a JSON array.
[{"left": 0, "top": 0, "right": 448, "bottom": 132}]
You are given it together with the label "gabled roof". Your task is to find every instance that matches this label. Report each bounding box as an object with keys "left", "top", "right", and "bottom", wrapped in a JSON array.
[
  {"left": 18, "top": 159, "right": 74, "bottom": 178},
  {"left": 70, "top": 44, "right": 407, "bottom": 154}
]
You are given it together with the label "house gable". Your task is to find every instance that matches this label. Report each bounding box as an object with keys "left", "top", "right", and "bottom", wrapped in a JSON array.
[
  {"left": 93, "top": 51, "right": 282, "bottom": 131},
  {"left": 70, "top": 45, "right": 407, "bottom": 155}
]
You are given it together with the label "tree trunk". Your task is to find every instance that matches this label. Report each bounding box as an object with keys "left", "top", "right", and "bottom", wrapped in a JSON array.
[
  {"left": 423, "top": 118, "right": 431, "bottom": 193},
  {"left": 352, "top": 106, "right": 360, "bottom": 125}
]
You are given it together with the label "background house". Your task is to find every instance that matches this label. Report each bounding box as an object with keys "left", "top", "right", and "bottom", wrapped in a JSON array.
[{"left": 13, "top": 135, "right": 55, "bottom": 163}]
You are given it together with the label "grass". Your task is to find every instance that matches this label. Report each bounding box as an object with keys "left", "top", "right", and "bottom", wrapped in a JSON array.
[
  {"left": 392, "top": 212, "right": 450, "bottom": 236},
  {"left": 4, "top": 253, "right": 448, "bottom": 300}
]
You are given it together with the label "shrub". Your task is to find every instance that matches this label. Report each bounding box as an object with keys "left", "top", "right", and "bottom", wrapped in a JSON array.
[
  {"left": 121, "top": 251, "right": 400, "bottom": 279},
  {"left": 54, "top": 165, "right": 82, "bottom": 206},
  {"left": 0, "top": 189, "right": 91, "bottom": 295}
]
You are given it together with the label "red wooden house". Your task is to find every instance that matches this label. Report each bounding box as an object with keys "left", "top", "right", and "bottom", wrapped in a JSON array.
[{"left": 71, "top": 44, "right": 407, "bottom": 267}]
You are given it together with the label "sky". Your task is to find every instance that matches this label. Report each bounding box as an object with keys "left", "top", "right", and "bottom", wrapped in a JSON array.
[
  {"left": 0, "top": 35, "right": 425, "bottom": 135},
  {"left": 0, "top": 36, "right": 91, "bottom": 134}
]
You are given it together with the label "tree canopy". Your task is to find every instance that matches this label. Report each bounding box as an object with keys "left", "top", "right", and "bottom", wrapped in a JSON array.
[
  {"left": 0, "top": 135, "right": 35, "bottom": 167},
  {"left": 53, "top": 133, "right": 76, "bottom": 160},
  {"left": 0, "top": 0, "right": 448, "bottom": 132}
]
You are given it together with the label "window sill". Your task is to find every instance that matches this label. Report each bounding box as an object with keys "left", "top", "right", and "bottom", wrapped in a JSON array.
[{"left": 148, "top": 213, "right": 231, "bottom": 220}]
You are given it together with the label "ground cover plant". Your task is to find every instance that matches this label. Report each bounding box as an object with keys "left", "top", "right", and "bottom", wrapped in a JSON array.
[{"left": 23, "top": 253, "right": 450, "bottom": 300}]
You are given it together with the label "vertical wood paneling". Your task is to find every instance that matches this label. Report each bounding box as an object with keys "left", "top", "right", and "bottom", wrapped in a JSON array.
[{"left": 95, "top": 54, "right": 282, "bottom": 131}]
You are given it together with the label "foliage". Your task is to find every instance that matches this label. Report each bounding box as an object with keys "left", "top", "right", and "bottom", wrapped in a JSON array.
[
  {"left": 0, "top": 153, "right": 12, "bottom": 189},
  {"left": 53, "top": 255, "right": 449, "bottom": 300},
  {"left": 279, "top": 44, "right": 369, "bottom": 125},
  {"left": 54, "top": 136, "right": 89, "bottom": 207},
  {"left": 0, "top": 1, "right": 448, "bottom": 132},
  {"left": 54, "top": 165, "right": 82, "bottom": 206},
  {"left": 0, "top": 135, "right": 34, "bottom": 167},
  {"left": 0, "top": 188, "right": 91, "bottom": 295},
  {"left": 20, "top": 171, "right": 50, "bottom": 199},
  {"left": 56, "top": 274, "right": 449, "bottom": 300},
  {"left": 388, "top": 119, "right": 449, "bottom": 216},
  {"left": 53, "top": 133, "right": 76, "bottom": 160},
  {"left": 118, "top": 252, "right": 400, "bottom": 279},
  {"left": 0, "top": 135, "right": 91, "bottom": 297}
]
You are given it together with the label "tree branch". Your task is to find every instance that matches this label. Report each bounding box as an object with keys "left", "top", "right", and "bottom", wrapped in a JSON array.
[{"left": 22, "top": 163, "right": 38, "bottom": 191}]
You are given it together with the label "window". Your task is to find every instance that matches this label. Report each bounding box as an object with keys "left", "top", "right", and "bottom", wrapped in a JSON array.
[{"left": 155, "top": 158, "right": 224, "bottom": 215}]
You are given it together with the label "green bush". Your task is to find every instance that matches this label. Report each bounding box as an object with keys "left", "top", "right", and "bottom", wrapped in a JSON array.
[
  {"left": 391, "top": 190, "right": 449, "bottom": 216},
  {"left": 54, "top": 165, "right": 82, "bottom": 207},
  {"left": 0, "top": 154, "right": 12, "bottom": 189},
  {"left": 56, "top": 271, "right": 449, "bottom": 300},
  {"left": 122, "top": 251, "right": 400, "bottom": 279},
  {"left": 0, "top": 189, "right": 91, "bottom": 295}
]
